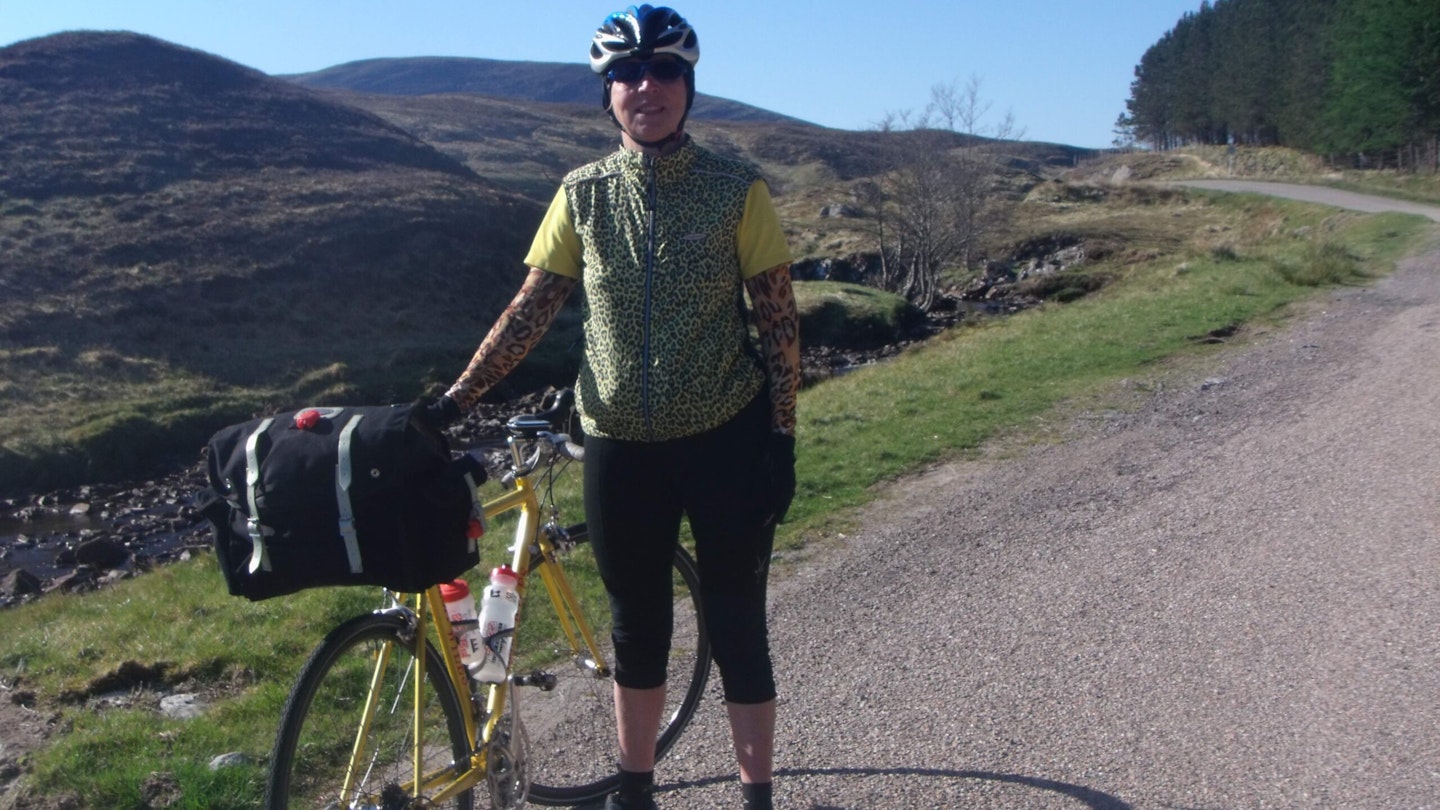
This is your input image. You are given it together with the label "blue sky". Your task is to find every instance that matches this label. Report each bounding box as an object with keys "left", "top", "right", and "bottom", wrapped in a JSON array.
[{"left": 2, "top": 1, "right": 1203, "bottom": 149}]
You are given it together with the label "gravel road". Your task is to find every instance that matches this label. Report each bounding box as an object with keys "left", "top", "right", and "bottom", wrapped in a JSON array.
[
  {"left": 1177, "top": 180, "right": 1440, "bottom": 223},
  {"left": 638, "top": 183, "right": 1440, "bottom": 809}
]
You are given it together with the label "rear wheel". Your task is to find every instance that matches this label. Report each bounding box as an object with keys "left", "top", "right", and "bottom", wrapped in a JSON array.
[
  {"left": 522, "top": 528, "right": 711, "bottom": 805},
  {"left": 266, "top": 611, "right": 473, "bottom": 809}
]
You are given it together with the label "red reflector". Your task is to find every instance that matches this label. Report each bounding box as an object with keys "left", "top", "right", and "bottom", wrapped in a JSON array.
[
  {"left": 294, "top": 409, "right": 321, "bottom": 430},
  {"left": 467, "top": 518, "right": 485, "bottom": 539}
]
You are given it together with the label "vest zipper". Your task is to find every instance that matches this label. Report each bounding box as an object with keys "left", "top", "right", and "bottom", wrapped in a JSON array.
[{"left": 641, "top": 156, "right": 658, "bottom": 439}]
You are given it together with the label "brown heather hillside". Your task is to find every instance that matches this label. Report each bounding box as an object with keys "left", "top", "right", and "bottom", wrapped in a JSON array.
[
  {"left": 0, "top": 31, "right": 543, "bottom": 491},
  {"left": 328, "top": 87, "right": 1092, "bottom": 259},
  {"left": 0, "top": 31, "right": 541, "bottom": 373},
  {"left": 285, "top": 55, "right": 809, "bottom": 125}
]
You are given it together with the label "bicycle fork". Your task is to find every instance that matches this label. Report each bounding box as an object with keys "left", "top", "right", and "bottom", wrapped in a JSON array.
[{"left": 339, "top": 596, "right": 494, "bottom": 807}]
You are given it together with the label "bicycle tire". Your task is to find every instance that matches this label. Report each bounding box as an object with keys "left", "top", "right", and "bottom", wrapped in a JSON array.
[
  {"left": 266, "top": 611, "right": 474, "bottom": 810},
  {"left": 523, "top": 529, "right": 712, "bottom": 805}
]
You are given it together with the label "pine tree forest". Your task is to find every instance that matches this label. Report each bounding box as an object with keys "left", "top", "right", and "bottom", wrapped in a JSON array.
[{"left": 1120, "top": 0, "right": 1440, "bottom": 171}]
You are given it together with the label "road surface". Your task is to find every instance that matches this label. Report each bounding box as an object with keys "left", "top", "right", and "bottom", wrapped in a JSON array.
[{"left": 641, "top": 182, "right": 1440, "bottom": 808}]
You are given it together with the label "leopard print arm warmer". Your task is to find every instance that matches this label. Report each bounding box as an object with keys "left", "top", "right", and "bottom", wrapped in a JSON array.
[
  {"left": 745, "top": 263, "right": 801, "bottom": 435},
  {"left": 445, "top": 268, "right": 577, "bottom": 410}
]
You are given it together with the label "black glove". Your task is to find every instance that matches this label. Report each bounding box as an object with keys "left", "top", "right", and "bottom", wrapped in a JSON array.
[
  {"left": 765, "top": 432, "right": 797, "bottom": 525},
  {"left": 414, "top": 394, "right": 464, "bottom": 434}
]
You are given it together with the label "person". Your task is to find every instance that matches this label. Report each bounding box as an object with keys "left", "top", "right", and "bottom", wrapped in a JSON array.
[{"left": 422, "top": 6, "right": 800, "bottom": 809}]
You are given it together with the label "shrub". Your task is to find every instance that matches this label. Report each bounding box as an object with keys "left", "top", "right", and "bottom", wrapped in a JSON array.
[
  {"left": 794, "top": 281, "right": 921, "bottom": 350},
  {"left": 1271, "top": 242, "right": 1367, "bottom": 287}
]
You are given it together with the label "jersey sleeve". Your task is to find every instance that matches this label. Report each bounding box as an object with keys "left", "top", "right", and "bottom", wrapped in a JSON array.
[
  {"left": 737, "top": 179, "right": 793, "bottom": 279},
  {"left": 523, "top": 186, "right": 584, "bottom": 279}
]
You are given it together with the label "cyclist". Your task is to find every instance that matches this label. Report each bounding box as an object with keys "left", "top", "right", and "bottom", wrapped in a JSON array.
[{"left": 424, "top": 6, "right": 799, "bottom": 809}]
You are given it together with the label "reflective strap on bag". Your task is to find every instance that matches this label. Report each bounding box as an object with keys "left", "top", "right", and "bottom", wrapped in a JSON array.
[
  {"left": 335, "top": 413, "right": 365, "bottom": 574},
  {"left": 464, "top": 471, "right": 484, "bottom": 554},
  {"left": 244, "top": 417, "right": 276, "bottom": 574}
]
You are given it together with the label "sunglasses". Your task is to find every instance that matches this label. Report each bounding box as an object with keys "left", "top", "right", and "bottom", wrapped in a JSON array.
[{"left": 606, "top": 60, "right": 689, "bottom": 84}]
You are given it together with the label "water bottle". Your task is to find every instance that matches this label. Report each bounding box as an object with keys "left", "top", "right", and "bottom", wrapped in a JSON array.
[
  {"left": 439, "top": 579, "right": 483, "bottom": 667},
  {"left": 470, "top": 565, "right": 520, "bottom": 683}
]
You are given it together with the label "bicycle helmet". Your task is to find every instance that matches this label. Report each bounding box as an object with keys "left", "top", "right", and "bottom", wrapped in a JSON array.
[
  {"left": 590, "top": 6, "right": 700, "bottom": 146},
  {"left": 589, "top": 5, "right": 699, "bottom": 75}
]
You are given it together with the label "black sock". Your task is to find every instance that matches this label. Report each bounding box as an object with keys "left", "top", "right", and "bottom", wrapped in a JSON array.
[
  {"left": 618, "top": 768, "right": 654, "bottom": 797},
  {"left": 742, "top": 781, "right": 773, "bottom": 810}
]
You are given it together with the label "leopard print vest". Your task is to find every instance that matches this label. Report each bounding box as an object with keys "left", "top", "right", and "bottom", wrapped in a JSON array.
[{"left": 563, "top": 140, "right": 767, "bottom": 441}]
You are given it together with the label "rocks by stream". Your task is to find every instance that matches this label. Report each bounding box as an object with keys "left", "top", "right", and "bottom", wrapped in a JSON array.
[{"left": 0, "top": 473, "right": 209, "bottom": 607}]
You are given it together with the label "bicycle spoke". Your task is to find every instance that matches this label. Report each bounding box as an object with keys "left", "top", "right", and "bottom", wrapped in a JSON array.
[{"left": 267, "top": 614, "right": 474, "bottom": 809}]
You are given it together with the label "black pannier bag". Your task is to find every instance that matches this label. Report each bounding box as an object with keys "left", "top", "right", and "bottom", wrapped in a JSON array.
[{"left": 196, "top": 403, "right": 484, "bottom": 601}]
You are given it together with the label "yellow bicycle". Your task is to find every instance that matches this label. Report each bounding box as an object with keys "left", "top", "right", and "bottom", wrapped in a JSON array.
[{"left": 264, "top": 391, "right": 712, "bottom": 808}]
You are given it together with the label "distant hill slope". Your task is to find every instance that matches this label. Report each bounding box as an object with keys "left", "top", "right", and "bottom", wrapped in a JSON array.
[
  {"left": 0, "top": 31, "right": 543, "bottom": 489},
  {"left": 326, "top": 88, "right": 1095, "bottom": 259},
  {"left": 315, "top": 89, "right": 876, "bottom": 205},
  {"left": 284, "top": 56, "right": 813, "bottom": 125},
  {"left": 0, "top": 31, "right": 539, "bottom": 368}
]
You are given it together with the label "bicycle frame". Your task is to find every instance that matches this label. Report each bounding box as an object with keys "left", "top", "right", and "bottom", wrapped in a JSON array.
[{"left": 338, "top": 434, "right": 608, "bottom": 806}]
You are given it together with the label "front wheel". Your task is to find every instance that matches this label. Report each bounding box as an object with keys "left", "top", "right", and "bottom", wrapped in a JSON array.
[
  {"left": 522, "top": 532, "right": 711, "bottom": 805},
  {"left": 266, "top": 611, "right": 474, "bottom": 809}
]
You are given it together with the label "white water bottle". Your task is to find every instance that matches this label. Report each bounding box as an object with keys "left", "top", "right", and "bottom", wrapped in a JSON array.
[
  {"left": 470, "top": 565, "right": 521, "bottom": 683},
  {"left": 440, "top": 579, "right": 484, "bottom": 667}
]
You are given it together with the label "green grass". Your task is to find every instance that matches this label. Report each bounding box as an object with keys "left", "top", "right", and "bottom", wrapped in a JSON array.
[
  {"left": 792, "top": 281, "right": 919, "bottom": 349},
  {"left": 4, "top": 557, "right": 379, "bottom": 807},
  {"left": 0, "top": 190, "right": 1431, "bottom": 808}
]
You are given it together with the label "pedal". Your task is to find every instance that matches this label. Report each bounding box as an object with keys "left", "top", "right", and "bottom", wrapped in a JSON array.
[{"left": 511, "top": 671, "right": 557, "bottom": 691}]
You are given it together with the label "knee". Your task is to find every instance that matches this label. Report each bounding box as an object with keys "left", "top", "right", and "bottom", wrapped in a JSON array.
[
  {"left": 609, "top": 593, "right": 674, "bottom": 690},
  {"left": 703, "top": 590, "right": 776, "bottom": 704}
]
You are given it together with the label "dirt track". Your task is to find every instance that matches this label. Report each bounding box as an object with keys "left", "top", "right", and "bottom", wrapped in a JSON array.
[
  {"left": 1177, "top": 179, "right": 1440, "bottom": 223},
  {"left": 646, "top": 183, "right": 1440, "bottom": 809}
]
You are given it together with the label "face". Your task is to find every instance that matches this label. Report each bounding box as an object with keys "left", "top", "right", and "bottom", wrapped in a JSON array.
[{"left": 608, "top": 58, "right": 689, "bottom": 149}]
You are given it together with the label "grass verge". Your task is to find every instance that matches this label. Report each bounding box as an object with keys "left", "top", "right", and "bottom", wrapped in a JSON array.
[{"left": 0, "top": 190, "right": 1431, "bottom": 808}]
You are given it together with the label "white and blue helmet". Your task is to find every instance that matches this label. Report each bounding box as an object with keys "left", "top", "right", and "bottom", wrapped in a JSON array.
[{"left": 589, "top": 5, "right": 700, "bottom": 75}]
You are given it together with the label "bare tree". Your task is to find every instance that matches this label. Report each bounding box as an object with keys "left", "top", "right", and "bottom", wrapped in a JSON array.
[{"left": 867, "top": 75, "right": 1021, "bottom": 311}]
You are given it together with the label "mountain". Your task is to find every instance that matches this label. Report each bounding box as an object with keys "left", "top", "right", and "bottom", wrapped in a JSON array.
[
  {"left": 284, "top": 56, "right": 810, "bottom": 125},
  {"left": 281, "top": 57, "right": 1092, "bottom": 214},
  {"left": 0, "top": 31, "right": 543, "bottom": 489},
  {"left": 0, "top": 31, "right": 541, "bottom": 368}
]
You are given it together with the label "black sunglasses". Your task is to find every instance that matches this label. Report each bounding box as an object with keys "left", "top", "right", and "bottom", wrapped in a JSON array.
[{"left": 606, "top": 60, "right": 689, "bottom": 84}]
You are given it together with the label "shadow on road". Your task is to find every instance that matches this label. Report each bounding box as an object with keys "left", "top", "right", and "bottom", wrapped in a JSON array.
[{"left": 611, "top": 765, "right": 1133, "bottom": 809}]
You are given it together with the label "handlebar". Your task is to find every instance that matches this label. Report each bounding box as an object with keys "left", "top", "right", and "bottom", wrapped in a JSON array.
[
  {"left": 505, "top": 389, "right": 576, "bottom": 436},
  {"left": 556, "top": 435, "right": 585, "bottom": 463},
  {"left": 532, "top": 388, "right": 575, "bottom": 426},
  {"left": 474, "top": 388, "right": 584, "bottom": 484},
  {"left": 537, "top": 432, "right": 584, "bottom": 464},
  {"left": 490, "top": 431, "right": 582, "bottom": 486}
]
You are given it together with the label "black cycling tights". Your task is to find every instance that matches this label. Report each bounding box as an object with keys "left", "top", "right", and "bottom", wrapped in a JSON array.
[{"left": 583, "top": 394, "right": 777, "bottom": 705}]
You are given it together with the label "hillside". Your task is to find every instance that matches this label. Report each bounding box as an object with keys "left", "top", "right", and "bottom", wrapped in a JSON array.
[
  {"left": 0, "top": 32, "right": 543, "bottom": 490},
  {"left": 284, "top": 56, "right": 810, "bottom": 125},
  {"left": 325, "top": 89, "right": 1093, "bottom": 257},
  {"left": 284, "top": 57, "right": 1091, "bottom": 233}
]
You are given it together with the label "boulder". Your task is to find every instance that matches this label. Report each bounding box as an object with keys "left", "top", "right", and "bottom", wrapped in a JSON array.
[
  {"left": 56, "top": 537, "right": 130, "bottom": 570},
  {"left": 1, "top": 568, "right": 43, "bottom": 597}
]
